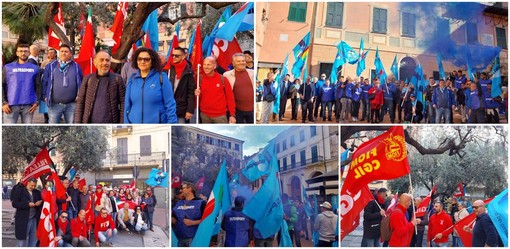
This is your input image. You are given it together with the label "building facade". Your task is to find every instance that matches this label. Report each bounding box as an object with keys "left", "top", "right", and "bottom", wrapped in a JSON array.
[{"left": 256, "top": 2, "right": 507, "bottom": 83}]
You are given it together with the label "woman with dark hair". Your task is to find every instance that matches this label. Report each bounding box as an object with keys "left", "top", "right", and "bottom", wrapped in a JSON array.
[
  {"left": 124, "top": 47, "right": 177, "bottom": 123},
  {"left": 141, "top": 192, "right": 156, "bottom": 232},
  {"left": 133, "top": 205, "right": 148, "bottom": 232}
]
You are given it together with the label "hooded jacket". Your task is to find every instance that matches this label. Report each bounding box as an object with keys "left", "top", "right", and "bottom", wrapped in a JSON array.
[{"left": 314, "top": 210, "right": 338, "bottom": 242}]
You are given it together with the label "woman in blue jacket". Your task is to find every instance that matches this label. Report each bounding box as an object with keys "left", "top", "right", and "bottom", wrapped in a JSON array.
[{"left": 124, "top": 47, "right": 177, "bottom": 123}]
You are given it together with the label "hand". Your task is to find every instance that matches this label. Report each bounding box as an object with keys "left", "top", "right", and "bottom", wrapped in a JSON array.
[
  {"left": 452, "top": 105, "right": 456, "bottom": 110},
  {"left": 300, "top": 96, "right": 304, "bottom": 100},
  {"left": 427, "top": 241, "right": 431, "bottom": 247},
  {"left": 412, "top": 218, "right": 421, "bottom": 225},
  {"left": 433, "top": 104, "right": 437, "bottom": 109},
  {"left": 434, "top": 233, "right": 443, "bottom": 239},
  {"left": 96, "top": 242, "right": 100, "bottom": 247},
  {"left": 379, "top": 209, "right": 386, "bottom": 217},
  {"left": 183, "top": 218, "right": 194, "bottom": 226},
  {"left": 468, "top": 109, "right": 472, "bottom": 115},
  {"left": 36, "top": 200, "right": 43, "bottom": 206},
  {"left": 229, "top": 116, "right": 236, "bottom": 124},
  {"left": 2, "top": 104, "right": 11, "bottom": 114},
  {"left": 28, "top": 202, "right": 36, "bottom": 207},
  {"left": 54, "top": 236, "right": 62, "bottom": 242},
  {"left": 107, "top": 229, "right": 112, "bottom": 237},
  {"left": 66, "top": 196, "right": 72, "bottom": 202},
  {"left": 185, "top": 112, "right": 193, "bottom": 120},
  {"left": 463, "top": 225, "right": 472, "bottom": 233},
  {"left": 28, "top": 102, "right": 38, "bottom": 113},
  {"left": 194, "top": 89, "right": 201, "bottom": 96},
  {"left": 79, "top": 236, "right": 85, "bottom": 241}
]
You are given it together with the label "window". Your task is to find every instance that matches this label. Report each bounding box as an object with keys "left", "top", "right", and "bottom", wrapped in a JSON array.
[
  {"left": 235, "top": 144, "right": 240, "bottom": 151},
  {"left": 433, "top": 71, "right": 440, "bottom": 81},
  {"left": 282, "top": 157, "right": 287, "bottom": 171},
  {"left": 291, "top": 154, "right": 296, "bottom": 168},
  {"left": 2, "top": 31, "right": 8, "bottom": 39},
  {"left": 140, "top": 135, "right": 151, "bottom": 156},
  {"left": 402, "top": 12, "right": 416, "bottom": 37},
  {"left": 372, "top": 8, "right": 387, "bottom": 34},
  {"left": 436, "top": 18, "right": 450, "bottom": 38},
  {"left": 300, "top": 150, "right": 306, "bottom": 166},
  {"left": 290, "top": 135, "right": 295, "bottom": 147},
  {"left": 117, "top": 138, "right": 128, "bottom": 164},
  {"left": 276, "top": 143, "right": 280, "bottom": 153},
  {"left": 278, "top": 159, "right": 281, "bottom": 171},
  {"left": 496, "top": 27, "right": 507, "bottom": 49},
  {"left": 466, "top": 23, "right": 478, "bottom": 44},
  {"left": 282, "top": 139, "right": 287, "bottom": 151},
  {"left": 288, "top": 2, "right": 307, "bottom": 22},
  {"left": 300, "top": 130, "right": 305, "bottom": 142},
  {"left": 326, "top": 2, "right": 343, "bottom": 28},
  {"left": 310, "top": 127, "right": 317, "bottom": 137},
  {"left": 311, "top": 145, "right": 318, "bottom": 163}
]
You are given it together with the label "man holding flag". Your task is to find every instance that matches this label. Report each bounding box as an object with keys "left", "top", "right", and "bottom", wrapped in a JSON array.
[
  {"left": 12, "top": 178, "right": 43, "bottom": 247},
  {"left": 171, "top": 181, "right": 206, "bottom": 246},
  {"left": 464, "top": 199, "right": 499, "bottom": 247}
]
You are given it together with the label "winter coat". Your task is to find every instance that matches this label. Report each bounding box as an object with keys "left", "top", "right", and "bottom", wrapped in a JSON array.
[
  {"left": 169, "top": 63, "right": 196, "bottom": 118},
  {"left": 12, "top": 187, "right": 42, "bottom": 240}
]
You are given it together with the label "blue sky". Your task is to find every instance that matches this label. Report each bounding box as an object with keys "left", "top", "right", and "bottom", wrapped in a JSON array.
[{"left": 196, "top": 125, "right": 291, "bottom": 156}]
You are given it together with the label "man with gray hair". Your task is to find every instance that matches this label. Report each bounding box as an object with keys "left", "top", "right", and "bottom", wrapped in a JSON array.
[
  {"left": 12, "top": 178, "right": 43, "bottom": 247},
  {"left": 74, "top": 50, "right": 125, "bottom": 123},
  {"left": 463, "top": 199, "right": 498, "bottom": 247},
  {"left": 223, "top": 53, "right": 254, "bottom": 123},
  {"left": 28, "top": 44, "right": 40, "bottom": 66}
]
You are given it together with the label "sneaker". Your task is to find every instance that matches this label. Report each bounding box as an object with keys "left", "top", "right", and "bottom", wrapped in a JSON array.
[
  {"left": 150, "top": 228, "right": 154, "bottom": 232},
  {"left": 108, "top": 242, "right": 114, "bottom": 247}
]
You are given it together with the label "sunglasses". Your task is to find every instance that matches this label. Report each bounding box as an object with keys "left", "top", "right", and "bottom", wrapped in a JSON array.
[
  {"left": 101, "top": 212, "right": 108, "bottom": 215},
  {"left": 137, "top": 57, "right": 151, "bottom": 63},
  {"left": 171, "top": 54, "right": 183, "bottom": 58},
  {"left": 472, "top": 206, "right": 481, "bottom": 209},
  {"left": 61, "top": 216, "right": 68, "bottom": 219}
]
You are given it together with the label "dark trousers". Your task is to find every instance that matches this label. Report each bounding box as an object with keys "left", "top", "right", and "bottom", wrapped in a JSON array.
[
  {"left": 293, "top": 229, "right": 302, "bottom": 247},
  {"left": 313, "top": 96, "right": 322, "bottom": 118},
  {"left": 380, "top": 98, "right": 395, "bottom": 122},
  {"left": 236, "top": 109, "right": 254, "bottom": 123},
  {"left": 351, "top": 101, "right": 361, "bottom": 118},
  {"left": 317, "top": 240, "right": 334, "bottom": 247},
  {"left": 410, "top": 229, "right": 425, "bottom": 247},
  {"left": 371, "top": 109, "right": 380, "bottom": 123},
  {"left": 397, "top": 100, "right": 404, "bottom": 121},
  {"left": 279, "top": 96, "right": 288, "bottom": 119},
  {"left": 321, "top": 101, "right": 333, "bottom": 120},
  {"left": 302, "top": 99, "right": 313, "bottom": 122},
  {"left": 335, "top": 99, "right": 342, "bottom": 121},
  {"left": 486, "top": 108, "right": 500, "bottom": 123},
  {"left": 361, "top": 99, "right": 370, "bottom": 121},
  {"left": 470, "top": 108, "right": 486, "bottom": 123},
  {"left": 291, "top": 98, "right": 298, "bottom": 119}
]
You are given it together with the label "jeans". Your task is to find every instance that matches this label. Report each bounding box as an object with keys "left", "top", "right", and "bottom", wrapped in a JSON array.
[
  {"left": 321, "top": 101, "right": 332, "bottom": 120},
  {"left": 146, "top": 211, "right": 154, "bottom": 229},
  {"left": 453, "top": 236, "right": 464, "bottom": 247},
  {"left": 361, "top": 99, "right": 370, "bottom": 120},
  {"left": 58, "top": 239, "right": 73, "bottom": 247},
  {"left": 340, "top": 98, "right": 352, "bottom": 120},
  {"left": 17, "top": 217, "right": 37, "bottom": 247},
  {"left": 111, "top": 211, "right": 117, "bottom": 228},
  {"left": 178, "top": 238, "right": 193, "bottom": 247},
  {"left": 97, "top": 228, "right": 117, "bottom": 244},
  {"left": 71, "top": 237, "right": 91, "bottom": 247},
  {"left": 317, "top": 240, "right": 334, "bottom": 247},
  {"left": 48, "top": 102, "right": 76, "bottom": 124},
  {"left": 313, "top": 96, "right": 322, "bottom": 118},
  {"left": 135, "top": 223, "right": 148, "bottom": 232},
  {"left": 351, "top": 101, "right": 361, "bottom": 119},
  {"left": 236, "top": 109, "right": 254, "bottom": 123},
  {"left": 431, "top": 241, "right": 448, "bottom": 247},
  {"left": 469, "top": 108, "right": 486, "bottom": 123},
  {"left": 426, "top": 101, "right": 435, "bottom": 123},
  {"left": 361, "top": 237, "right": 381, "bottom": 247},
  {"left": 380, "top": 98, "right": 395, "bottom": 122},
  {"left": 293, "top": 228, "right": 302, "bottom": 247},
  {"left": 68, "top": 209, "right": 78, "bottom": 221},
  {"left": 435, "top": 107, "right": 451, "bottom": 123},
  {"left": 261, "top": 101, "right": 273, "bottom": 124},
  {"left": 3, "top": 104, "right": 34, "bottom": 124},
  {"left": 301, "top": 99, "right": 313, "bottom": 122}
]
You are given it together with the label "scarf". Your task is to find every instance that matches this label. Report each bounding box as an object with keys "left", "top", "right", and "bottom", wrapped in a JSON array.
[
  {"left": 95, "top": 191, "right": 103, "bottom": 206},
  {"left": 171, "top": 59, "right": 187, "bottom": 80},
  {"left": 58, "top": 219, "right": 68, "bottom": 233},
  {"left": 58, "top": 60, "right": 71, "bottom": 74},
  {"left": 377, "top": 195, "right": 385, "bottom": 205}
]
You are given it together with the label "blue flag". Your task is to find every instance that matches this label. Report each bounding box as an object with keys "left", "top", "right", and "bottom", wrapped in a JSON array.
[
  {"left": 244, "top": 151, "right": 283, "bottom": 239},
  {"left": 171, "top": 229, "right": 178, "bottom": 247},
  {"left": 215, "top": 2, "right": 254, "bottom": 41},
  {"left": 331, "top": 195, "right": 338, "bottom": 214},
  {"left": 273, "top": 54, "right": 289, "bottom": 114},
  {"left": 242, "top": 142, "right": 275, "bottom": 182},
  {"left": 291, "top": 32, "right": 311, "bottom": 79},
  {"left": 204, "top": 6, "right": 232, "bottom": 56},
  {"left": 437, "top": 53, "right": 445, "bottom": 80},
  {"left": 187, "top": 27, "right": 196, "bottom": 60},
  {"left": 356, "top": 38, "right": 369, "bottom": 77},
  {"left": 487, "top": 188, "right": 508, "bottom": 247},
  {"left": 374, "top": 47, "right": 387, "bottom": 84},
  {"left": 302, "top": 184, "right": 312, "bottom": 217},
  {"left": 141, "top": 10, "right": 159, "bottom": 49},
  {"left": 68, "top": 166, "right": 77, "bottom": 181},
  {"left": 491, "top": 55, "right": 502, "bottom": 98},
  {"left": 391, "top": 55, "right": 399, "bottom": 81},
  {"left": 302, "top": 61, "right": 309, "bottom": 82},
  {"left": 466, "top": 56, "right": 475, "bottom": 81},
  {"left": 191, "top": 160, "right": 231, "bottom": 246},
  {"left": 279, "top": 219, "right": 293, "bottom": 247},
  {"left": 167, "top": 21, "right": 181, "bottom": 61},
  {"left": 145, "top": 168, "right": 168, "bottom": 188},
  {"left": 312, "top": 194, "right": 320, "bottom": 246}
]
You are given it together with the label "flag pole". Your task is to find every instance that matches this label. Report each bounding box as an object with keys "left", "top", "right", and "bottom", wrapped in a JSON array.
[
  {"left": 408, "top": 173, "right": 418, "bottom": 235},
  {"left": 196, "top": 64, "right": 201, "bottom": 125}
]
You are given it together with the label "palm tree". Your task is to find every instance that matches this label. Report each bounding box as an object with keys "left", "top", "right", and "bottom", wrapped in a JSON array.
[{"left": 2, "top": 3, "right": 47, "bottom": 45}]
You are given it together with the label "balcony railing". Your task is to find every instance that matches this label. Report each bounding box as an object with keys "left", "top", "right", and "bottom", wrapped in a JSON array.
[
  {"left": 103, "top": 152, "right": 166, "bottom": 167},
  {"left": 280, "top": 156, "right": 324, "bottom": 172},
  {"left": 112, "top": 126, "right": 133, "bottom": 136}
]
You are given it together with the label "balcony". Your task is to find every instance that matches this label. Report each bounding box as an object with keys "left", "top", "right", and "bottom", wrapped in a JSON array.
[
  {"left": 112, "top": 126, "right": 133, "bottom": 136},
  {"left": 280, "top": 156, "right": 324, "bottom": 173},
  {"left": 103, "top": 152, "right": 166, "bottom": 169}
]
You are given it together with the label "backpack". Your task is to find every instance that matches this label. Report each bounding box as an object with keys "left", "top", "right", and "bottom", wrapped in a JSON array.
[
  {"left": 380, "top": 208, "right": 401, "bottom": 242},
  {"left": 369, "top": 92, "right": 377, "bottom": 100}
]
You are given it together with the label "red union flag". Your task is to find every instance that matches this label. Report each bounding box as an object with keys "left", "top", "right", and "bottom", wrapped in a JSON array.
[
  {"left": 110, "top": 2, "right": 128, "bottom": 54},
  {"left": 453, "top": 182, "right": 465, "bottom": 197},
  {"left": 21, "top": 148, "right": 52, "bottom": 185},
  {"left": 212, "top": 37, "right": 242, "bottom": 70},
  {"left": 171, "top": 172, "right": 181, "bottom": 188},
  {"left": 416, "top": 184, "right": 437, "bottom": 217},
  {"left": 36, "top": 190, "right": 57, "bottom": 247},
  {"left": 48, "top": 3, "right": 65, "bottom": 50},
  {"left": 342, "top": 126, "right": 410, "bottom": 194},
  {"left": 196, "top": 176, "right": 205, "bottom": 191},
  {"left": 340, "top": 185, "right": 373, "bottom": 241}
]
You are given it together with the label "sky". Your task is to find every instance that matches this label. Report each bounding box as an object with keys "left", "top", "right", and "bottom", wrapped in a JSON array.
[{"left": 196, "top": 125, "right": 291, "bottom": 156}]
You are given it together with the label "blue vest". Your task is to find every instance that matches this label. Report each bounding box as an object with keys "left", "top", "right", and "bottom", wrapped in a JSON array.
[
  {"left": 4, "top": 62, "right": 39, "bottom": 105},
  {"left": 172, "top": 199, "right": 203, "bottom": 239},
  {"left": 224, "top": 209, "right": 250, "bottom": 246},
  {"left": 361, "top": 84, "right": 371, "bottom": 101},
  {"left": 479, "top": 79, "right": 492, "bottom": 96},
  {"left": 454, "top": 76, "right": 466, "bottom": 89},
  {"left": 469, "top": 89, "right": 482, "bottom": 110},
  {"left": 345, "top": 82, "right": 354, "bottom": 99},
  {"left": 352, "top": 86, "right": 362, "bottom": 102},
  {"left": 483, "top": 91, "right": 499, "bottom": 109}
]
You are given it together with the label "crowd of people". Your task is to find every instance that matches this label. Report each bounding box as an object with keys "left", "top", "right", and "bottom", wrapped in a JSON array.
[
  {"left": 360, "top": 188, "right": 500, "bottom": 247},
  {"left": 3, "top": 43, "right": 255, "bottom": 124},
  {"left": 257, "top": 69, "right": 506, "bottom": 124},
  {"left": 171, "top": 181, "right": 338, "bottom": 247},
  {"left": 9, "top": 176, "right": 158, "bottom": 247}
]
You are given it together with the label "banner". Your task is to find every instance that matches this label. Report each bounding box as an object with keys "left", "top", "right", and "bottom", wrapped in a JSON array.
[
  {"left": 453, "top": 182, "right": 465, "bottom": 197},
  {"left": 487, "top": 188, "right": 508, "bottom": 246},
  {"left": 171, "top": 172, "right": 181, "bottom": 188},
  {"left": 416, "top": 185, "right": 437, "bottom": 217},
  {"left": 242, "top": 142, "right": 275, "bottom": 182},
  {"left": 340, "top": 185, "right": 373, "bottom": 241},
  {"left": 145, "top": 168, "right": 168, "bottom": 188},
  {"left": 21, "top": 147, "right": 52, "bottom": 185},
  {"left": 341, "top": 126, "right": 410, "bottom": 194},
  {"left": 36, "top": 190, "right": 57, "bottom": 247}
]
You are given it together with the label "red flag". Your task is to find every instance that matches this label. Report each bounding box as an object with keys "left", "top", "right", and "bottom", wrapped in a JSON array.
[
  {"left": 212, "top": 37, "right": 242, "bottom": 70},
  {"left": 48, "top": 3, "right": 65, "bottom": 50},
  {"left": 386, "top": 193, "right": 399, "bottom": 214},
  {"left": 416, "top": 185, "right": 438, "bottom": 217},
  {"left": 189, "top": 21, "right": 203, "bottom": 77},
  {"left": 110, "top": 2, "right": 128, "bottom": 55},
  {"left": 453, "top": 182, "right": 465, "bottom": 197},
  {"left": 76, "top": 7, "right": 96, "bottom": 75},
  {"left": 164, "top": 35, "right": 181, "bottom": 70},
  {"left": 342, "top": 126, "right": 410, "bottom": 194},
  {"left": 116, "top": 200, "right": 137, "bottom": 210},
  {"left": 78, "top": 11, "right": 85, "bottom": 39},
  {"left": 78, "top": 179, "right": 87, "bottom": 190},
  {"left": 340, "top": 185, "right": 373, "bottom": 241},
  {"left": 36, "top": 190, "right": 57, "bottom": 247},
  {"left": 196, "top": 176, "right": 205, "bottom": 191},
  {"left": 51, "top": 171, "right": 67, "bottom": 199},
  {"left": 85, "top": 195, "right": 94, "bottom": 226},
  {"left": 172, "top": 172, "right": 181, "bottom": 188},
  {"left": 21, "top": 148, "right": 52, "bottom": 185}
]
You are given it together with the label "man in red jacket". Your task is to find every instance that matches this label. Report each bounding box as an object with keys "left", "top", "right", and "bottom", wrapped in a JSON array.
[
  {"left": 71, "top": 210, "right": 90, "bottom": 247},
  {"left": 389, "top": 193, "right": 421, "bottom": 247},
  {"left": 427, "top": 202, "right": 453, "bottom": 247},
  {"left": 94, "top": 207, "right": 117, "bottom": 246}
]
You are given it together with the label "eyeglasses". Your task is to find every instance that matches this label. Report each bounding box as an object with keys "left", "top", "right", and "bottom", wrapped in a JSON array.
[
  {"left": 472, "top": 206, "right": 481, "bottom": 209},
  {"left": 137, "top": 57, "right": 151, "bottom": 63},
  {"left": 171, "top": 54, "right": 183, "bottom": 58},
  {"left": 101, "top": 212, "right": 108, "bottom": 215},
  {"left": 60, "top": 216, "right": 68, "bottom": 219},
  {"left": 180, "top": 186, "right": 188, "bottom": 190}
]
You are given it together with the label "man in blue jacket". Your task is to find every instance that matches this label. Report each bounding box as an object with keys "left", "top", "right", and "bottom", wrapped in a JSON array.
[
  {"left": 432, "top": 79, "right": 456, "bottom": 123},
  {"left": 42, "top": 44, "right": 83, "bottom": 124},
  {"left": 463, "top": 200, "right": 498, "bottom": 247},
  {"left": 2, "top": 43, "right": 41, "bottom": 123},
  {"left": 222, "top": 196, "right": 253, "bottom": 247},
  {"left": 379, "top": 80, "right": 397, "bottom": 123}
]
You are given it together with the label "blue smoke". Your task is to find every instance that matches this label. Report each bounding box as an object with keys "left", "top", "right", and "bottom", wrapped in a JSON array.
[{"left": 400, "top": 2, "right": 501, "bottom": 70}]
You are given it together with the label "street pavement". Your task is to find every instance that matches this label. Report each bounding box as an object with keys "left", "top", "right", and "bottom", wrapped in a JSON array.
[{"left": 2, "top": 199, "right": 169, "bottom": 247}]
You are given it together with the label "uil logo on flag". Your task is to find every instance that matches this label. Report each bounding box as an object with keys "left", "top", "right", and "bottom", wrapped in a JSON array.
[
  {"left": 156, "top": 171, "right": 167, "bottom": 184},
  {"left": 382, "top": 133, "right": 407, "bottom": 162}
]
